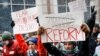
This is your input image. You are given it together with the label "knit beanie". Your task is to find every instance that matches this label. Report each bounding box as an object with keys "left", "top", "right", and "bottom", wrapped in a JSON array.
[
  {"left": 2, "top": 31, "right": 13, "bottom": 40},
  {"left": 26, "top": 37, "right": 38, "bottom": 45}
]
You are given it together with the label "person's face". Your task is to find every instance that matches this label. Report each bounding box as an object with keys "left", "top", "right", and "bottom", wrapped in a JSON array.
[
  {"left": 93, "top": 27, "right": 99, "bottom": 33},
  {"left": 64, "top": 42, "right": 74, "bottom": 50},
  {"left": 97, "top": 38, "right": 100, "bottom": 42},
  {"left": 3, "top": 40, "right": 11, "bottom": 46},
  {"left": 28, "top": 41, "right": 37, "bottom": 50}
]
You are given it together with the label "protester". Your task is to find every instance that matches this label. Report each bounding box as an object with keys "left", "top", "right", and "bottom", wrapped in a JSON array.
[
  {"left": 88, "top": 24, "right": 100, "bottom": 56},
  {"left": 26, "top": 37, "right": 38, "bottom": 56},
  {"left": 92, "top": 24, "right": 100, "bottom": 39},
  {"left": 61, "top": 41, "right": 79, "bottom": 56},
  {"left": 11, "top": 21, "right": 48, "bottom": 56},
  {"left": 37, "top": 23, "right": 90, "bottom": 56},
  {"left": 97, "top": 33, "right": 100, "bottom": 45},
  {"left": 37, "top": 35, "right": 48, "bottom": 56},
  {"left": 94, "top": 33, "right": 100, "bottom": 56},
  {"left": 78, "top": 6, "right": 97, "bottom": 56},
  {"left": 2, "top": 31, "right": 28, "bottom": 56},
  {"left": 9, "top": 5, "right": 97, "bottom": 56}
]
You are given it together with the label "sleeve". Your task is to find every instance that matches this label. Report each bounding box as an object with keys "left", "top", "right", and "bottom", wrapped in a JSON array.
[
  {"left": 15, "top": 34, "right": 28, "bottom": 54},
  {"left": 86, "top": 11, "right": 96, "bottom": 35},
  {"left": 79, "top": 8, "right": 97, "bottom": 56},
  {"left": 93, "top": 47, "right": 99, "bottom": 56},
  {"left": 43, "top": 43, "right": 64, "bottom": 56},
  {"left": 37, "top": 35, "right": 48, "bottom": 56},
  {"left": 37, "top": 35, "right": 64, "bottom": 56}
]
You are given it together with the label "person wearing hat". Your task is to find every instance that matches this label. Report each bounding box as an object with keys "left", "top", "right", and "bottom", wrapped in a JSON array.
[
  {"left": 2, "top": 31, "right": 14, "bottom": 45},
  {"left": 27, "top": 37, "right": 38, "bottom": 56},
  {"left": 2, "top": 31, "right": 27, "bottom": 56},
  {"left": 2, "top": 31, "right": 18, "bottom": 56}
]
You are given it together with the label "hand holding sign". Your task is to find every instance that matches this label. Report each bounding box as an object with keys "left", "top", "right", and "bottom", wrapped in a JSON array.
[
  {"left": 38, "top": 24, "right": 90, "bottom": 35},
  {"left": 11, "top": 21, "right": 15, "bottom": 28},
  {"left": 81, "top": 23, "right": 90, "bottom": 33},
  {"left": 38, "top": 24, "right": 90, "bottom": 41},
  {"left": 37, "top": 26, "right": 46, "bottom": 35}
]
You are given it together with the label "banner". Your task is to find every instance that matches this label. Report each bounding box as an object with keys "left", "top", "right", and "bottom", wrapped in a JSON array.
[
  {"left": 36, "top": 0, "right": 85, "bottom": 43},
  {"left": 11, "top": 7, "right": 39, "bottom": 34},
  {"left": 39, "top": 13, "right": 85, "bottom": 43}
]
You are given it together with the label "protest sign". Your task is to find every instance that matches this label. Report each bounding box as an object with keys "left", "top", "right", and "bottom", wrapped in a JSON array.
[
  {"left": 36, "top": 0, "right": 85, "bottom": 43},
  {"left": 11, "top": 7, "right": 39, "bottom": 34},
  {"left": 39, "top": 13, "right": 85, "bottom": 43},
  {"left": 68, "top": 0, "right": 87, "bottom": 12}
]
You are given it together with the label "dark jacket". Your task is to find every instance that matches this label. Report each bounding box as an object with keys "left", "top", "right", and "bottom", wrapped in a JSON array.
[
  {"left": 78, "top": 7, "right": 97, "bottom": 56},
  {"left": 2, "top": 40, "right": 26, "bottom": 56}
]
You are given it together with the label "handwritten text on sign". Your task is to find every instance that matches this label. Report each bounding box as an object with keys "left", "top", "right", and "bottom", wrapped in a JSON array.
[
  {"left": 11, "top": 7, "right": 39, "bottom": 34},
  {"left": 42, "top": 27, "right": 85, "bottom": 42},
  {"left": 39, "top": 13, "right": 85, "bottom": 43}
]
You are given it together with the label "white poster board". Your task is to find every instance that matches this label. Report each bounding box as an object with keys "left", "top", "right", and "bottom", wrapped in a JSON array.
[
  {"left": 36, "top": 0, "right": 85, "bottom": 43},
  {"left": 39, "top": 13, "right": 85, "bottom": 43},
  {"left": 68, "top": 0, "right": 87, "bottom": 12},
  {"left": 11, "top": 7, "right": 39, "bottom": 34}
]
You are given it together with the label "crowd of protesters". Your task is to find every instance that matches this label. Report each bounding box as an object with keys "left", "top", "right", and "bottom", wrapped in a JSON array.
[
  {"left": 0, "top": 6, "right": 100, "bottom": 56},
  {"left": 0, "top": 23, "right": 99, "bottom": 56}
]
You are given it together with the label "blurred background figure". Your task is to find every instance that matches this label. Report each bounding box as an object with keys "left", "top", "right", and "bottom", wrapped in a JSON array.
[
  {"left": 92, "top": 24, "right": 100, "bottom": 39},
  {"left": 89, "top": 24, "right": 100, "bottom": 56},
  {"left": 2, "top": 31, "right": 28, "bottom": 56},
  {"left": 26, "top": 37, "right": 38, "bottom": 56},
  {"left": 2, "top": 31, "right": 17, "bottom": 56},
  {"left": 53, "top": 42, "right": 64, "bottom": 50},
  {"left": 96, "top": 33, "right": 100, "bottom": 45},
  {"left": 94, "top": 33, "right": 100, "bottom": 56}
]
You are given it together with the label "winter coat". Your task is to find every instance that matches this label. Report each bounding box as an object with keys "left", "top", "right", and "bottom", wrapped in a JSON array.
[
  {"left": 37, "top": 35, "right": 48, "bottom": 56},
  {"left": 2, "top": 40, "right": 26, "bottom": 56},
  {"left": 27, "top": 50, "right": 38, "bottom": 56},
  {"left": 2, "top": 34, "right": 28, "bottom": 56},
  {"left": 44, "top": 43, "right": 79, "bottom": 56}
]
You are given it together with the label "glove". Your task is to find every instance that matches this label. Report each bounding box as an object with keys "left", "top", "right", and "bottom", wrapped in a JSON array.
[{"left": 11, "top": 21, "right": 15, "bottom": 28}]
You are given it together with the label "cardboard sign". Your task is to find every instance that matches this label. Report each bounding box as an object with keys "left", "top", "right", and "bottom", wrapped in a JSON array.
[
  {"left": 11, "top": 7, "right": 39, "bottom": 34},
  {"left": 39, "top": 13, "right": 85, "bottom": 43},
  {"left": 68, "top": 0, "right": 87, "bottom": 12},
  {"left": 36, "top": 0, "right": 85, "bottom": 43}
]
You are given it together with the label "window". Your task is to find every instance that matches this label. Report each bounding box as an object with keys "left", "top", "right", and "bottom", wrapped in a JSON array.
[
  {"left": 0, "top": 0, "right": 10, "bottom": 3},
  {"left": 25, "top": 5, "right": 35, "bottom": 9},
  {"left": 25, "top": 0, "right": 35, "bottom": 4},
  {"left": 0, "top": 0, "right": 36, "bottom": 32},
  {"left": 12, "top": 0, "right": 24, "bottom": 4},
  {"left": 12, "top": 5, "right": 24, "bottom": 12},
  {"left": 57, "top": 0, "right": 76, "bottom": 13}
]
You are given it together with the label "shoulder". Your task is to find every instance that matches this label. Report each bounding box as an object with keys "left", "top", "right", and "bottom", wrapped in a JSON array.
[{"left": 95, "top": 46, "right": 100, "bottom": 50}]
